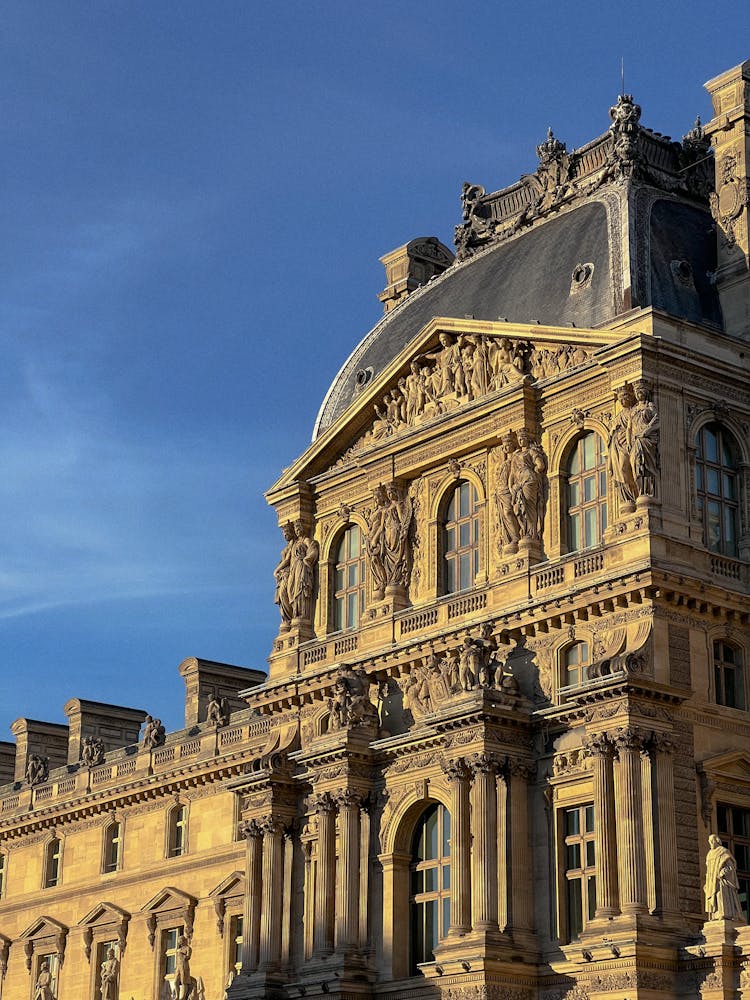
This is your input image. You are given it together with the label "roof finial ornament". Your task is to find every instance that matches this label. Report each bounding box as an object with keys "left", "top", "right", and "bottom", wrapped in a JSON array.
[{"left": 536, "top": 127, "right": 567, "bottom": 164}]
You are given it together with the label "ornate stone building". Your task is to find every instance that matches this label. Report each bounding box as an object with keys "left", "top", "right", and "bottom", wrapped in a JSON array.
[{"left": 2, "top": 58, "right": 750, "bottom": 1000}]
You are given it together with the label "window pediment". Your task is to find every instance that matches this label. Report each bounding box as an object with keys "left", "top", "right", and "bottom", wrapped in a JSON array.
[
  {"left": 208, "top": 871, "right": 245, "bottom": 937},
  {"left": 141, "top": 887, "right": 197, "bottom": 948},
  {"left": 700, "top": 751, "right": 750, "bottom": 783},
  {"left": 78, "top": 902, "right": 130, "bottom": 961},
  {"left": 20, "top": 916, "right": 68, "bottom": 971}
]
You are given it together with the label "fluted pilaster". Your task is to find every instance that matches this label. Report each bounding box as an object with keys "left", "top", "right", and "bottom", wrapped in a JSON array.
[
  {"left": 509, "top": 759, "right": 534, "bottom": 932},
  {"left": 653, "top": 734, "right": 680, "bottom": 916},
  {"left": 335, "top": 791, "right": 362, "bottom": 949},
  {"left": 313, "top": 792, "right": 337, "bottom": 955},
  {"left": 444, "top": 758, "right": 472, "bottom": 934},
  {"left": 585, "top": 733, "right": 620, "bottom": 918},
  {"left": 613, "top": 728, "right": 648, "bottom": 914},
  {"left": 239, "top": 819, "right": 263, "bottom": 973},
  {"left": 259, "top": 818, "right": 285, "bottom": 968},
  {"left": 469, "top": 754, "right": 500, "bottom": 930}
]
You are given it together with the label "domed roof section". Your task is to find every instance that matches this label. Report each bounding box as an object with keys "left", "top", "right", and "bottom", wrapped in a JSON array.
[{"left": 314, "top": 101, "right": 721, "bottom": 439}]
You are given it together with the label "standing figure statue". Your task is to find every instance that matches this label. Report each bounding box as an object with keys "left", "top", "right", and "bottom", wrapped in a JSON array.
[
  {"left": 33, "top": 960, "right": 54, "bottom": 1000},
  {"left": 495, "top": 431, "right": 521, "bottom": 553},
  {"left": 628, "top": 381, "right": 659, "bottom": 498},
  {"left": 366, "top": 486, "right": 389, "bottom": 601},
  {"left": 704, "top": 834, "right": 745, "bottom": 922},
  {"left": 26, "top": 753, "right": 49, "bottom": 787},
  {"left": 100, "top": 947, "right": 120, "bottom": 1000},
  {"left": 273, "top": 522, "right": 296, "bottom": 627},
  {"left": 287, "top": 518, "right": 319, "bottom": 623},
  {"left": 382, "top": 482, "right": 413, "bottom": 588},
  {"left": 173, "top": 934, "right": 193, "bottom": 1000},
  {"left": 142, "top": 715, "right": 166, "bottom": 750},
  {"left": 511, "top": 428, "right": 548, "bottom": 542},
  {"left": 608, "top": 383, "right": 638, "bottom": 508}
]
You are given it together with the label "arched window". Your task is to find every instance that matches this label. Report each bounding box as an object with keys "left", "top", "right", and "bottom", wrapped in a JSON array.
[
  {"left": 695, "top": 424, "right": 739, "bottom": 557},
  {"left": 103, "top": 820, "right": 122, "bottom": 873},
  {"left": 410, "top": 803, "right": 451, "bottom": 972},
  {"left": 333, "top": 524, "right": 366, "bottom": 631},
  {"left": 714, "top": 640, "right": 745, "bottom": 710},
  {"left": 566, "top": 433, "right": 607, "bottom": 551},
  {"left": 44, "top": 837, "right": 62, "bottom": 888},
  {"left": 167, "top": 805, "right": 187, "bottom": 858},
  {"left": 442, "top": 481, "right": 480, "bottom": 594},
  {"left": 562, "top": 642, "right": 591, "bottom": 689}
]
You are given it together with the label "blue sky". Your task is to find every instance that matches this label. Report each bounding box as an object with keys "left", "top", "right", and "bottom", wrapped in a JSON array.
[{"left": 1, "top": 2, "right": 748, "bottom": 740}]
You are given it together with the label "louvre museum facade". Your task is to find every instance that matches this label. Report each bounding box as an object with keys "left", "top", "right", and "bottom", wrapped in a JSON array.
[{"left": 2, "top": 57, "right": 750, "bottom": 1000}]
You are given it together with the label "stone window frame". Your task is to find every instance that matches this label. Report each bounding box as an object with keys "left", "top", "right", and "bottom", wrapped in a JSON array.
[
  {"left": 560, "top": 639, "right": 593, "bottom": 692},
  {"left": 0, "top": 851, "right": 6, "bottom": 900},
  {"left": 547, "top": 421, "right": 610, "bottom": 559},
  {"left": 704, "top": 628, "right": 750, "bottom": 714},
  {"left": 208, "top": 870, "right": 245, "bottom": 979},
  {"left": 436, "top": 476, "right": 484, "bottom": 597},
  {"left": 101, "top": 816, "right": 124, "bottom": 875},
  {"left": 686, "top": 412, "right": 750, "bottom": 563},
  {"left": 558, "top": 801, "right": 597, "bottom": 943},
  {"left": 19, "top": 915, "right": 68, "bottom": 989},
  {"left": 328, "top": 520, "right": 368, "bottom": 634},
  {"left": 561, "top": 430, "right": 609, "bottom": 554},
  {"left": 77, "top": 901, "right": 130, "bottom": 1000},
  {"left": 408, "top": 801, "right": 452, "bottom": 973},
  {"left": 165, "top": 801, "right": 189, "bottom": 859},
  {"left": 42, "top": 833, "right": 64, "bottom": 890},
  {"left": 550, "top": 627, "right": 595, "bottom": 704},
  {"left": 141, "top": 886, "right": 197, "bottom": 1000}
]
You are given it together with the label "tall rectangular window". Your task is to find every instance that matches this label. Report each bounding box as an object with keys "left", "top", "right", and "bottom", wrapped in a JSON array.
[
  {"left": 562, "top": 804, "right": 596, "bottom": 940},
  {"left": 36, "top": 953, "right": 59, "bottom": 998},
  {"left": 168, "top": 806, "right": 187, "bottom": 858},
  {"left": 161, "top": 927, "right": 182, "bottom": 994},
  {"left": 717, "top": 803, "right": 750, "bottom": 921},
  {"left": 94, "top": 939, "right": 119, "bottom": 1000},
  {"left": 229, "top": 915, "right": 243, "bottom": 979},
  {"left": 44, "top": 838, "right": 62, "bottom": 888}
]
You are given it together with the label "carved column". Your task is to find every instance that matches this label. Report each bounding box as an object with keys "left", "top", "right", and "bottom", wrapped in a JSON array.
[
  {"left": 613, "top": 728, "right": 649, "bottom": 914},
  {"left": 445, "top": 758, "right": 472, "bottom": 934},
  {"left": 470, "top": 754, "right": 499, "bottom": 930},
  {"left": 586, "top": 733, "right": 620, "bottom": 918},
  {"left": 281, "top": 826, "right": 295, "bottom": 965},
  {"left": 313, "top": 793, "right": 337, "bottom": 955},
  {"left": 239, "top": 819, "right": 263, "bottom": 973},
  {"left": 653, "top": 734, "right": 680, "bottom": 916},
  {"left": 335, "top": 791, "right": 362, "bottom": 950},
  {"left": 509, "top": 759, "right": 534, "bottom": 933},
  {"left": 640, "top": 744, "right": 656, "bottom": 913},
  {"left": 359, "top": 798, "right": 371, "bottom": 948},
  {"left": 259, "top": 818, "right": 285, "bottom": 968}
]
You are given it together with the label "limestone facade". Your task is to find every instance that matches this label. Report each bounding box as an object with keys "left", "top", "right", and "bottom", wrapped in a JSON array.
[{"left": 2, "top": 58, "right": 750, "bottom": 1000}]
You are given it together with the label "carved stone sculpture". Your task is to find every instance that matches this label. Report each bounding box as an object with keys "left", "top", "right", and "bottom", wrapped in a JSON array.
[
  {"left": 173, "top": 934, "right": 192, "bottom": 1000},
  {"left": 382, "top": 481, "right": 413, "bottom": 590},
  {"left": 494, "top": 432, "right": 521, "bottom": 553},
  {"left": 206, "top": 695, "right": 229, "bottom": 728},
  {"left": 99, "top": 948, "right": 119, "bottom": 1000},
  {"left": 33, "top": 960, "right": 54, "bottom": 1000},
  {"left": 273, "top": 521, "right": 296, "bottom": 628},
  {"left": 287, "top": 518, "right": 319, "bottom": 623},
  {"left": 608, "top": 383, "right": 638, "bottom": 509},
  {"left": 81, "top": 736, "right": 105, "bottom": 768},
  {"left": 141, "top": 715, "right": 166, "bottom": 750},
  {"left": 328, "top": 665, "right": 377, "bottom": 731},
  {"left": 26, "top": 753, "right": 49, "bottom": 787},
  {"left": 628, "top": 381, "right": 659, "bottom": 498},
  {"left": 704, "top": 835, "right": 745, "bottom": 922},
  {"left": 365, "top": 485, "right": 388, "bottom": 600},
  {"left": 511, "top": 428, "right": 548, "bottom": 541}
]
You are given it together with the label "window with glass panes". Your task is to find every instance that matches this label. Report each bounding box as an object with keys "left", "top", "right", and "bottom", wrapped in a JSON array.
[
  {"left": 0, "top": 853, "right": 5, "bottom": 899},
  {"left": 442, "top": 482, "right": 480, "bottom": 594},
  {"left": 714, "top": 641, "right": 746, "bottom": 710},
  {"left": 695, "top": 424, "right": 739, "bottom": 557},
  {"left": 562, "top": 804, "right": 596, "bottom": 940},
  {"left": 566, "top": 433, "right": 607, "bottom": 551},
  {"left": 717, "top": 804, "right": 750, "bottom": 921},
  {"left": 563, "top": 642, "right": 591, "bottom": 689},
  {"left": 103, "top": 821, "right": 122, "bottom": 873},
  {"left": 333, "top": 525, "right": 366, "bottom": 631},
  {"left": 161, "top": 927, "right": 182, "bottom": 991},
  {"left": 44, "top": 837, "right": 61, "bottom": 888},
  {"left": 168, "top": 806, "right": 187, "bottom": 858},
  {"left": 410, "top": 803, "right": 451, "bottom": 972},
  {"left": 229, "top": 915, "right": 243, "bottom": 977}
]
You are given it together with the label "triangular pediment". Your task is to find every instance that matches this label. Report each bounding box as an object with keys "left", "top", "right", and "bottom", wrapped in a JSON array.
[
  {"left": 141, "top": 886, "right": 197, "bottom": 914},
  {"left": 78, "top": 901, "right": 130, "bottom": 928},
  {"left": 20, "top": 915, "right": 68, "bottom": 940},
  {"left": 268, "top": 316, "right": 621, "bottom": 498},
  {"left": 700, "top": 751, "right": 750, "bottom": 783},
  {"left": 209, "top": 870, "right": 245, "bottom": 899}
]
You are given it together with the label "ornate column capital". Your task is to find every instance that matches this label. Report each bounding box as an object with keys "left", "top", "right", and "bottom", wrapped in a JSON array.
[
  {"left": 468, "top": 752, "right": 503, "bottom": 777},
  {"left": 612, "top": 725, "right": 649, "bottom": 754},
  {"left": 239, "top": 818, "right": 264, "bottom": 840},
  {"left": 312, "top": 791, "right": 338, "bottom": 814},
  {"left": 443, "top": 757, "right": 471, "bottom": 783},
  {"left": 258, "top": 816, "right": 286, "bottom": 837},
  {"left": 335, "top": 789, "right": 365, "bottom": 810},
  {"left": 583, "top": 731, "right": 615, "bottom": 757},
  {"left": 651, "top": 731, "right": 676, "bottom": 754},
  {"left": 508, "top": 757, "right": 535, "bottom": 781}
]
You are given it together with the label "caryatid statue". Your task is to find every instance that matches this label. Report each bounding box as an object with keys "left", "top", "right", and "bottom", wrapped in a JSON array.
[
  {"left": 382, "top": 481, "right": 413, "bottom": 589},
  {"left": 511, "top": 428, "right": 548, "bottom": 541},
  {"left": 365, "top": 485, "right": 389, "bottom": 600},
  {"left": 608, "top": 383, "right": 638, "bottom": 508},
  {"left": 628, "top": 380, "right": 659, "bottom": 498},
  {"left": 495, "top": 431, "right": 521, "bottom": 553},
  {"left": 704, "top": 834, "right": 746, "bottom": 922},
  {"left": 273, "top": 521, "right": 296, "bottom": 627},
  {"left": 287, "top": 518, "right": 320, "bottom": 623}
]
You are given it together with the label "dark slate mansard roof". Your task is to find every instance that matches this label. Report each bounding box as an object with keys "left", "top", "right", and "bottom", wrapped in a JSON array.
[{"left": 314, "top": 98, "right": 720, "bottom": 439}]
